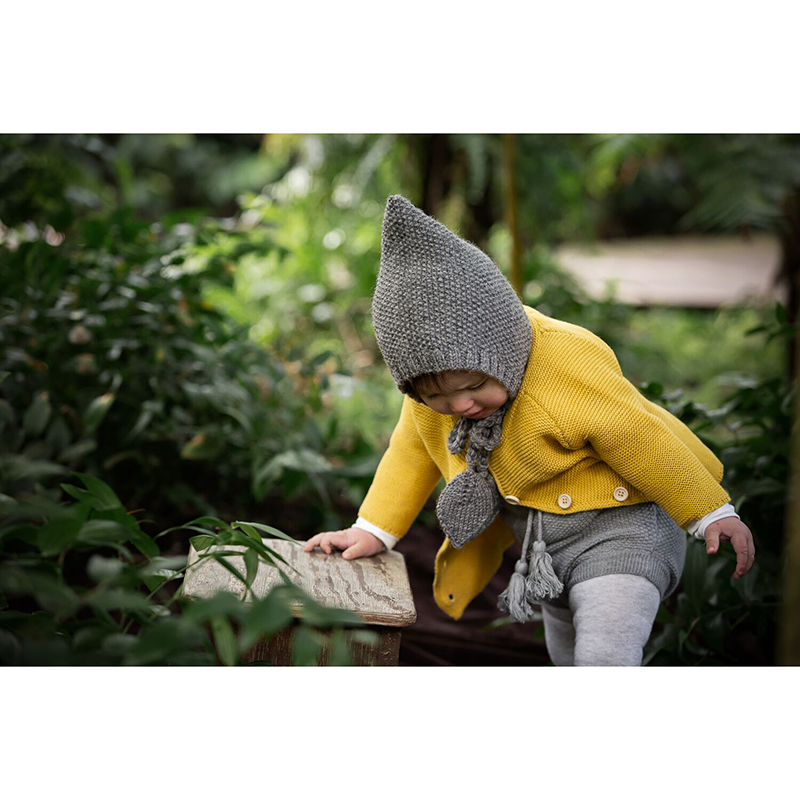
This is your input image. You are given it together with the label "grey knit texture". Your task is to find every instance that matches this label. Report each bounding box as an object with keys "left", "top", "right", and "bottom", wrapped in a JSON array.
[
  {"left": 499, "top": 499, "right": 687, "bottom": 608},
  {"left": 370, "top": 194, "right": 534, "bottom": 550},
  {"left": 372, "top": 194, "right": 532, "bottom": 405}
]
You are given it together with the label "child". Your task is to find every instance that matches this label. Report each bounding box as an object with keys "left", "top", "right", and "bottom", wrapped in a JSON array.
[{"left": 304, "top": 194, "right": 755, "bottom": 666}]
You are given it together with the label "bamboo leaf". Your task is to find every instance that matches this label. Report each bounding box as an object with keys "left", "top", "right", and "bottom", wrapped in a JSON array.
[
  {"left": 73, "top": 473, "right": 123, "bottom": 511},
  {"left": 83, "top": 393, "right": 116, "bottom": 435},
  {"left": 211, "top": 616, "right": 238, "bottom": 666},
  {"left": 23, "top": 391, "right": 51, "bottom": 437}
]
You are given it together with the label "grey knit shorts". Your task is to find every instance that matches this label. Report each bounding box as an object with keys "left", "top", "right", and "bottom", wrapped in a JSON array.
[{"left": 499, "top": 501, "right": 687, "bottom": 609}]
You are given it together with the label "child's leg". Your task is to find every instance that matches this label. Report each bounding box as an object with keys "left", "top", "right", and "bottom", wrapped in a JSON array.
[
  {"left": 568, "top": 573, "right": 661, "bottom": 666},
  {"left": 540, "top": 603, "right": 576, "bottom": 666}
]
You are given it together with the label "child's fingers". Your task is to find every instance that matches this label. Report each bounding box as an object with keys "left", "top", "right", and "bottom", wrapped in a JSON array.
[
  {"left": 302, "top": 533, "right": 323, "bottom": 551},
  {"left": 705, "top": 527, "right": 721, "bottom": 555},
  {"left": 731, "top": 531, "right": 751, "bottom": 579},
  {"left": 303, "top": 530, "right": 346, "bottom": 554},
  {"left": 342, "top": 540, "right": 368, "bottom": 560}
]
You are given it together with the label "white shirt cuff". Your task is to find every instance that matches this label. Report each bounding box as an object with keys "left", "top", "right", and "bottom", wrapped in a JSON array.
[
  {"left": 686, "top": 502, "right": 740, "bottom": 540},
  {"left": 353, "top": 516, "right": 401, "bottom": 551}
]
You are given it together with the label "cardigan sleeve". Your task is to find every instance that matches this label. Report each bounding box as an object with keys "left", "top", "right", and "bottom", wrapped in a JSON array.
[
  {"left": 355, "top": 394, "right": 443, "bottom": 540},
  {"left": 352, "top": 516, "right": 400, "bottom": 551},
  {"left": 687, "top": 502, "right": 740, "bottom": 539},
  {"left": 548, "top": 331, "right": 732, "bottom": 529}
]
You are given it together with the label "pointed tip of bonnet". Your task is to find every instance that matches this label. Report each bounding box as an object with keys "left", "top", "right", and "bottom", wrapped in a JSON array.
[
  {"left": 381, "top": 194, "right": 447, "bottom": 252},
  {"left": 385, "top": 194, "right": 414, "bottom": 212},
  {"left": 380, "top": 194, "right": 426, "bottom": 258},
  {"left": 382, "top": 194, "right": 417, "bottom": 231}
]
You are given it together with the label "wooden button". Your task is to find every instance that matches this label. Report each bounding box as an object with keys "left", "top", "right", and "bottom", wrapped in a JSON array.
[
  {"left": 557, "top": 493, "right": 572, "bottom": 509},
  {"left": 613, "top": 487, "right": 629, "bottom": 502},
  {"left": 504, "top": 494, "right": 520, "bottom": 505}
]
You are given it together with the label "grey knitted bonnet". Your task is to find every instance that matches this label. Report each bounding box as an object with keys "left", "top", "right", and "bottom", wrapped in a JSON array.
[{"left": 371, "top": 194, "right": 533, "bottom": 550}]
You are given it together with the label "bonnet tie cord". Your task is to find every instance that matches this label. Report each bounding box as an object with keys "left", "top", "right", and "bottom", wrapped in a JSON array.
[
  {"left": 497, "top": 506, "right": 538, "bottom": 622},
  {"left": 525, "top": 509, "right": 564, "bottom": 603}
]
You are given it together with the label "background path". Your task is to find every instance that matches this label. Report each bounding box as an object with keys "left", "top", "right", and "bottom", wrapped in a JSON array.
[{"left": 555, "top": 234, "right": 787, "bottom": 307}]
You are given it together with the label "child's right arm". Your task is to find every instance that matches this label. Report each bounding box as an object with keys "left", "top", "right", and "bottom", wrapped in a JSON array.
[
  {"left": 303, "top": 526, "right": 385, "bottom": 560},
  {"left": 304, "top": 395, "right": 443, "bottom": 560}
]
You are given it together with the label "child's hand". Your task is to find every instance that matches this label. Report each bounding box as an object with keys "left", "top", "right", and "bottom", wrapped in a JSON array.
[
  {"left": 704, "top": 518, "right": 755, "bottom": 580},
  {"left": 302, "top": 526, "right": 385, "bottom": 560}
]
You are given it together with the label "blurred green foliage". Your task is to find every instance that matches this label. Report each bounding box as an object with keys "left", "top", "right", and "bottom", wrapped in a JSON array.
[
  {"left": 0, "top": 470, "right": 377, "bottom": 666},
  {"left": 0, "top": 133, "right": 795, "bottom": 665}
]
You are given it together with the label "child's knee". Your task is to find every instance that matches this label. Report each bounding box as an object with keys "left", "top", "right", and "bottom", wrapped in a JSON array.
[
  {"left": 541, "top": 603, "right": 576, "bottom": 666},
  {"left": 569, "top": 574, "right": 661, "bottom": 666}
]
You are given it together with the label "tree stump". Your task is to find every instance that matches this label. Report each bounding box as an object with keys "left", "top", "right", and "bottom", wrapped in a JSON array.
[{"left": 181, "top": 539, "right": 417, "bottom": 666}]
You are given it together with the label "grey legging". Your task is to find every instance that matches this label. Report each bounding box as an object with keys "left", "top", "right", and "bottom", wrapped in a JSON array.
[{"left": 540, "top": 573, "right": 661, "bottom": 666}]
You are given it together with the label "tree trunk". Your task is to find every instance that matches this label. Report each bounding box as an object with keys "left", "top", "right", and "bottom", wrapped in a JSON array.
[
  {"left": 776, "top": 186, "right": 800, "bottom": 380},
  {"left": 420, "top": 134, "right": 452, "bottom": 217},
  {"left": 503, "top": 134, "right": 522, "bottom": 296},
  {"left": 777, "top": 318, "right": 800, "bottom": 664}
]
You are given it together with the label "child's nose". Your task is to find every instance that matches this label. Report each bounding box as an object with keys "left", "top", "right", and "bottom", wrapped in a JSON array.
[{"left": 451, "top": 397, "right": 477, "bottom": 414}]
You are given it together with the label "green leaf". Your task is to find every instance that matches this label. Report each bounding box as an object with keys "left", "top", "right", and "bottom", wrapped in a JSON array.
[
  {"left": 88, "top": 589, "right": 152, "bottom": 612},
  {"left": 60, "top": 483, "right": 92, "bottom": 504},
  {"left": 190, "top": 534, "right": 216, "bottom": 552},
  {"left": 211, "top": 552, "right": 249, "bottom": 589},
  {"left": 23, "top": 391, "right": 52, "bottom": 437},
  {"left": 155, "top": 516, "right": 227, "bottom": 540},
  {"left": 244, "top": 547, "right": 259, "bottom": 592},
  {"left": 180, "top": 432, "right": 224, "bottom": 461},
  {"left": 3, "top": 456, "right": 67, "bottom": 482},
  {"left": 0, "top": 568, "right": 80, "bottom": 619},
  {"left": 86, "top": 555, "right": 124, "bottom": 583},
  {"left": 37, "top": 515, "right": 82, "bottom": 557},
  {"left": 73, "top": 473, "right": 123, "bottom": 511},
  {"left": 327, "top": 628, "right": 353, "bottom": 666},
  {"left": 298, "top": 591, "right": 362, "bottom": 628},
  {"left": 124, "top": 399, "right": 163, "bottom": 442},
  {"left": 102, "top": 633, "right": 138, "bottom": 657},
  {"left": 83, "top": 393, "right": 116, "bottom": 435},
  {"left": 233, "top": 522, "right": 262, "bottom": 543},
  {"left": 85, "top": 505, "right": 158, "bottom": 560},
  {"left": 127, "top": 529, "right": 159, "bottom": 560},
  {"left": 58, "top": 439, "right": 97, "bottom": 462},
  {"left": 77, "top": 519, "right": 129, "bottom": 545},
  {"left": 234, "top": 520, "right": 300, "bottom": 544},
  {"left": 239, "top": 590, "right": 295, "bottom": 652},
  {"left": 211, "top": 616, "right": 238, "bottom": 666},
  {"left": 349, "top": 629, "right": 380, "bottom": 648},
  {"left": 45, "top": 417, "right": 72, "bottom": 453},
  {"left": 183, "top": 592, "right": 247, "bottom": 623},
  {"left": 124, "top": 618, "right": 207, "bottom": 666},
  {"left": 292, "top": 626, "right": 323, "bottom": 666},
  {"left": 140, "top": 567, "right": 182, "bottom": 593},
  {"left": 682, "top": 540, "right": 707, "bottom": 617}
]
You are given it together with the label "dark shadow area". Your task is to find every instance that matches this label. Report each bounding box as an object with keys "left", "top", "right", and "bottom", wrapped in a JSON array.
[{"left": 396, "top": 522, "right": 551, "bottom": 666}]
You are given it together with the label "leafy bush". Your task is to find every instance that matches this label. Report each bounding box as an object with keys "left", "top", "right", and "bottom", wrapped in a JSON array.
[
  {"left": 638, "top": 305, "right": 794, "bottom": 664},
  {"left": 0, "top": 206, "right": 381, "bottom": 532},
  {"left": 0, "top": 472, "right": 376, "bottom": 666}
]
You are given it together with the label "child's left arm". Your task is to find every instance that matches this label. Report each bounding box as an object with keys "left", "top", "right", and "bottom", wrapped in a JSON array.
[
  {"left": 704, "top": 517, "right": 755, "bottom": 579},
  {"left": 547, "top": 330, "right": 756, "bottom": 580}
]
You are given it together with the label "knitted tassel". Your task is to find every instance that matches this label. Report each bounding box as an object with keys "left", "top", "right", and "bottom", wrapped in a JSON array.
[
  {"left": 497, "top": 507, "right": 538, "bottom": 623},
  {"left": 525, "top": 509, "right": 564, "bottom": 602}
]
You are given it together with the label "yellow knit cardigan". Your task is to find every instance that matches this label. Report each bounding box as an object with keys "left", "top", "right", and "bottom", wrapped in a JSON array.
[{"left": 357, "top": 305, "right": 730, "bottom": 621}]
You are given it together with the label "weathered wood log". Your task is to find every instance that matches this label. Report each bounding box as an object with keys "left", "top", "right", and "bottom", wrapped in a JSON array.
[
  {"left": 242, "top": 624, "right": 402, "bottom": 667},
  {"left": 181, "top": 539, "right": 417, "bottom": 665}
]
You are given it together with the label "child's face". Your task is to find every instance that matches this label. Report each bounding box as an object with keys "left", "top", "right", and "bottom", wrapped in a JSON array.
[{"left": 417, "top": 370, "right": 509, "bottom": 419}]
